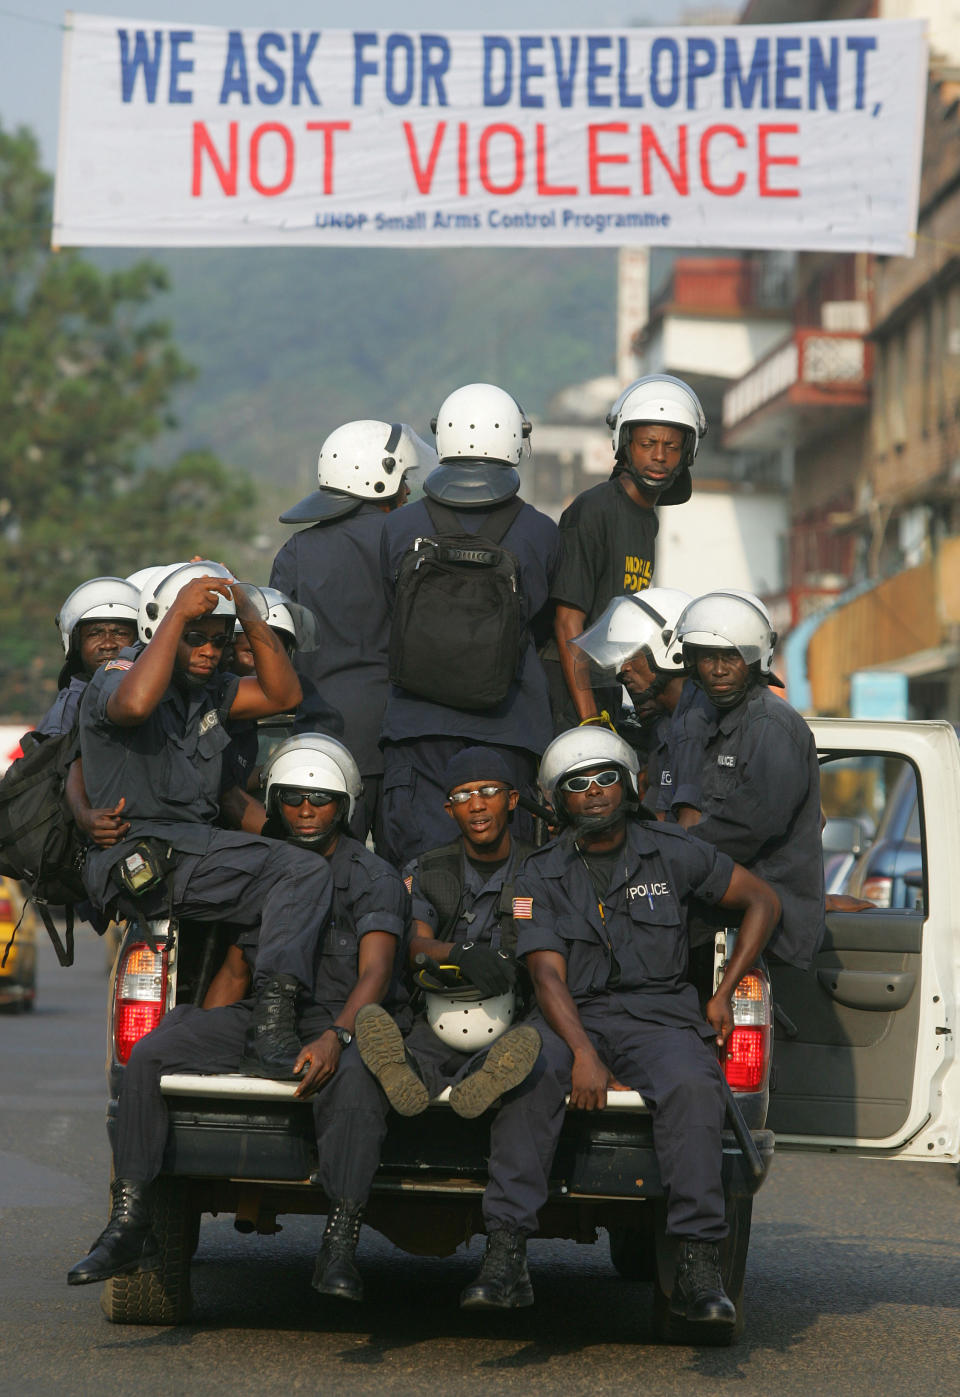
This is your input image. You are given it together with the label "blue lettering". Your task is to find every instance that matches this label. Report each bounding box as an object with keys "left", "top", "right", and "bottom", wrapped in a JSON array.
[
  {"left": 519, "top": 35, "right": 545, "bottom": 108},
  {"left": 551, "top": 36, "right": 579, "bottom": 108},
  {"left": 256, "top": 32, "right": 285, "bottom": 105},
  {"left": 775, "top": 36, "right": 802, "bottom": 110},
  {"left": 117, "top": 28, "right": 163, "bottom": 103},
  {"left": 587, "top": 35, "right": 612, "bottom": 107},
  {"left": 219, "top": 31, "right": 250, "bottom": 105},
  {"left": 723, "top": 36, "right": 769, "bottom": 109},
  {"left": 847, "top": 35, "right": 876, "bottom": 111},
  {"left": 353, "top": 31, "right": 378, "bottom": 105},
  {"left": 385, "top": 33, "right": 415, "bottom": 105},
  {"left": 686, "top": 37, "right": 716, "bottom": 108},
  {"left": 291, "top": 32, "right": 320, "bottom": 105},
  {"left": 483, "top": 35, "right": 513, "bottom": 107},
  {"left": 168, "top": 30, "right": 193, "bottom": 104},
  {"left": 650, "top": 38, "right": 680, "bottom": 108},
  {"left": 420, "top": 34, "right": 450, "bottom": 106},
  {"left": 617, "top": 37, "right": 643, "bottom": 108},
  {"left": 808, "top": 36, "right": 838, "bottom": 111}
]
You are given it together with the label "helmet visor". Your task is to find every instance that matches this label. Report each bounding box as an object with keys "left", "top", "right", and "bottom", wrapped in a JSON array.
[{"left": 568, "top": 596, "right": 670, "bottom": 689}]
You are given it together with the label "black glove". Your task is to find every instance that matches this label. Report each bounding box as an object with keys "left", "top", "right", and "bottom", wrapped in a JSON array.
[{"left": 446, "top": 942, "right": 517, "bottom": 996}]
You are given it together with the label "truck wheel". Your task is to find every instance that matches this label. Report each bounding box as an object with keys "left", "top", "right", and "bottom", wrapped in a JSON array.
[
  {"left": 608, "top": 1214, "right": 655, "bottom": 1281},
  {"left": 101, "top": 1179, "right": 196, "bottom": 1325},
  {"left": 650, "top": 1197, "right": 751, "bottom": 1346}
]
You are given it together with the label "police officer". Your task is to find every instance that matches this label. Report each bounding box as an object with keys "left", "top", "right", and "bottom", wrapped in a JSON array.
[
  {"left": 270, "top": 420, "right": 431, "bottom": 847},
  {"left": 77, "top": 560, "right": 335, "bottom": 1079},
  {"left": 355, "top": 746, "right": 540, "bottom": 1120},
  {"left": 672, "top": 590, "right": 826, "bottom": 970},
  {"left": 67, "top": 735, "right": 410, "bottom": 1304},
  {"left": 567, "top": 586, "right": 716, "bottom": 816},
  {"left": 457, "top": 728, "right": 779, "bottom": 1332},
  {"left": 547, "top": 376, "right": 705, "bottom": 732},
  {"left": 37, "top": 576, "right": 141, "bottom": 737},
  {"left": 379, "top": 384, "right": 559, "bottom": 867}
]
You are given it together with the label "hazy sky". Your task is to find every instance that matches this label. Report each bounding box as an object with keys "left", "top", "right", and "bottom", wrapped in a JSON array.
[{"left": 1, "top": 2, "right": 703, "bottom": 170}]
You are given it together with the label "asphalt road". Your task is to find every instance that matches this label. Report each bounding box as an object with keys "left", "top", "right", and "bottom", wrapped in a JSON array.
[{"left": 2, "top": 926, "right": 959, "bottom": 1396}]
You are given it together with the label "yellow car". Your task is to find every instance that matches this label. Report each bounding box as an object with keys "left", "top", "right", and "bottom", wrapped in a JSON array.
[{"left": 0, "top": 876, "right": 38, "bottom": 1012}]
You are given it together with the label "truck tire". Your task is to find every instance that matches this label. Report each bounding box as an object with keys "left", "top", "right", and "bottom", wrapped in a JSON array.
[
  {"left": 608, "top": 1210, "right": 656, "bottom": 1281},
  {"left": 650, "top": 1197, "right": 751, "bottom": 1346},
  {"left": 101, "top": 1179, "right": 196, "bottom": 1325}
]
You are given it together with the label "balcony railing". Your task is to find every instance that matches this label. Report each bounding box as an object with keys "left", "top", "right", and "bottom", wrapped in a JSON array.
[{"left": 723, "top": 329, "right": 870, "bottom": 430}]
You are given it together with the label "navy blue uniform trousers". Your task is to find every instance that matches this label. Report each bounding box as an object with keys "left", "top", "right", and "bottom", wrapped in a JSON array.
[
  {"left": 482, "top": 998, "right": 728, "bottom": 1241},
  {"left": 115, "top": 1002, "right": 388, "bottom": 1204}
]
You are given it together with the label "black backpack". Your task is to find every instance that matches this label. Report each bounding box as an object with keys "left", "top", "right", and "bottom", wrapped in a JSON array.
[
  {"left": 0, "top": 726, "right": 86, "bottom": 966},
  {"left": 388, "top": 497, "right": 525, "bottom": 711}
]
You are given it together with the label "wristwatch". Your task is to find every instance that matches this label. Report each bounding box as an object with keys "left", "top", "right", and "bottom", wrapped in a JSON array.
[{"left": 333, "top": 1026, "right": 353, "bottom": 1048}]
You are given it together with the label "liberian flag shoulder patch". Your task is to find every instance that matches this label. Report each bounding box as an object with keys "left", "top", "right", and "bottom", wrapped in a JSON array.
[
  {"left": 403, "top": 875, "right": 413, "bottom": 894},
  {"left": 512, "top": 897, "right": 533, "bottom": 919},
  {"left": 104, "top": 659, "right": 133, "bottom": 672}
]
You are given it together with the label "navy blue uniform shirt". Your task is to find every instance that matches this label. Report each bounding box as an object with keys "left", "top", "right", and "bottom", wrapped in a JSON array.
[
  {"left": 515, "top": 821, "right": 733, "bottom": 1033},
  {"left": 380, "top": 497, "right": 559, "bottom": 754},
  {"left": 271, "top": 504, "right": 394, "bottom": 776},
  {"left": 405, "top": 837, "right": 528, "bottom": 953},
  {"left": 79, "top": 645, "right": 239, "bottom": 905},
  {"left": 674, "top": 684, "right": 825, "bottom": 970},
  {"left": 35, "top": 675, "right": 88, "bottom": 739}
]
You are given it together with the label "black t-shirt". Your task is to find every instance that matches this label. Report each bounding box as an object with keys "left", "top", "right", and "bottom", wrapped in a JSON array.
[{"left": 552, "top": 475, "right": 659, "bottom": 623}]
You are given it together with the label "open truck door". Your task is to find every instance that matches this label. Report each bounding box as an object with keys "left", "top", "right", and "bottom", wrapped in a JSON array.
[{"left": 768, "top": 718, "right": 959, "bottom": 1162}]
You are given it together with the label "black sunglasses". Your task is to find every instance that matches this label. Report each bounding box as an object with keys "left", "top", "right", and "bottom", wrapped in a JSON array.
[
  {"left": 182, "top": 630, "right": 232, "bottom": 649},
  {"left": 277, "top": 788, "right": 337, "bottom": 808}
]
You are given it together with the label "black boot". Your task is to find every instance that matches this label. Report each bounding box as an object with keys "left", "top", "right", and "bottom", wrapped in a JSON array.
[
  {"left": 460, "top": 1230, "right": 534, "bottom": 1310},
  {"left": 311, "top": 1199, "right": 365, "bottom": 1302},
  {"left": 670, "top": 1239, "right": 737, "bottom": 1328},
  {"left": 67, "top": 1178, "right": 160, "bottom": 1286},
  {"left": 239, "top": 973, "right": 302, "bottom": 1079}
]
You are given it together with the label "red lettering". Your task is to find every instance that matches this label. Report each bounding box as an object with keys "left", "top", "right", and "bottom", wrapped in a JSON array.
[
  {"left": 249, "top": 123, "right": 294, "bottom": 197},
  {"left": 535, "top": 123, "right": 578, "bottom": 197},
  {"left": 458, "top": 122, "right": 468, "bottom": 196},
  {"left": 404, "top": 122, "right": 446, "bottom": 195},
  {"left": 640, "top": 126, "right": 688, "bottom": 196},
  {"left": 478, "top": 123, "right": 524, "bottom": 196},
  {"left": 700, "top": 124, "right": 746, "bottom": 197},
  {"left": 305, "top": 121, "right": 351, "bottom": 195},
  {"left": 588, "top": 123, "right": 630, "bottom": 197},
  {"left": 192, "top": 121, "right": 238, "bottom": 197},
  {"left": 758, "top": 123, "right": 800, "bottom": 198}
]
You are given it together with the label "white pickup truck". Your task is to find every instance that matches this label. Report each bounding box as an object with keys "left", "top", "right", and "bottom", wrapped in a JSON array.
[{"left": 95, "top": 718, "right": 959, "bottom": 1339}]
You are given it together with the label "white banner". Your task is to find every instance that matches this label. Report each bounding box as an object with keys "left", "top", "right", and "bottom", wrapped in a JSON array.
[{"left": 53, "top": 14, "right": 927, "bottom": 252}]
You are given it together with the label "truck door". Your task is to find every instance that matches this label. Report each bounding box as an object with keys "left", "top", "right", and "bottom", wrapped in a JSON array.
[{"left": 767, "top": 719, "right": 957, "bottom": 1160}]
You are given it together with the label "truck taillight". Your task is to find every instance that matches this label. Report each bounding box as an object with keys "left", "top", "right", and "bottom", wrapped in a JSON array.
[
  {"left": 114, "top": 941, "right": 168, "bottom": 1064},
  {"left": 723, "top": 971, "right": 771, "bottom": 1091},
  {"left": 860, "top": 876, "right": 892, "bottom": 908}
]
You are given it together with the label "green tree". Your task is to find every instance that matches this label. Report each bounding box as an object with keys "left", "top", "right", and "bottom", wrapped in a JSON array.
[{"left": 0, "top": 124, "right": 255, "bottom": 717}]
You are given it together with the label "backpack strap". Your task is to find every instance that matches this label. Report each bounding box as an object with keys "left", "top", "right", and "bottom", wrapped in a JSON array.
[
  {"left": 423, "top": 495, "right": 524, "bottom": 548},
  {"left": 416, "top": 839, "right": 465, "bottom": 942}
]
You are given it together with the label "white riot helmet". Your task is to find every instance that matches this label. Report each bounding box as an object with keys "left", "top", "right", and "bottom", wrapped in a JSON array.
[
  {"left": 426, "top": 383, "right": 531, "bottom": 506},
  {"left": 280, "top": 420, "right": 435, "bottom": 524},
  {"left": 264, "top": 733, "right": 362, "bottom": 824},
  {"left": 56, "top": 577, "right": 140, "bottom": 655},
  {"left": 538, "top": 728, "right": 640, "bottom": 819},
  {"left": 568, "top": 587, "right": 692, "bottom": 692},
  {"left": 137, "top": 561, "right": 240, "bottom": 644},
  {"left": 242, "top": 585, "right": 321, "bottom": 654},
  {"left": 605, "top": 374, "right": 706, "bottom": 505},
  {"left": 424, "top": 983, "right": 518, "bottom": 1053},
  {"left": 676, "top": 590, "right": 779, "bottom": 687}
]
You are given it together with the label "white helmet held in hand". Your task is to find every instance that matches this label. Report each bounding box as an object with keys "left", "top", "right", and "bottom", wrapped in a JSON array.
[
  {"left": 425, "top": 984, "right": 518, "bottom": 1053},
  {"left": 137, "top": 560, "right": 240, "bottom": 644},
  {"left": 264, "top": 733, "right": 362, "bottom": 824},
  {"left": 538, "top": 728, "right": 640, "bottom": 810},
  {"left": 605, "top": 374, "right": 706, "bottom": 505},
  {"left": 57, "top": 577, "right": 140, "bottom": 655},
  {"left": 426, "top": 383, "right": 531, "bottom": 506},
  {"left": 280, "top": 421, "right": 435, "bottom": 524},
  {"left": 569, "top": 587, "right": 692, "bottom": 688},
  {"left": 676, "top": 590, "right": 778, "bottom": 675}
]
